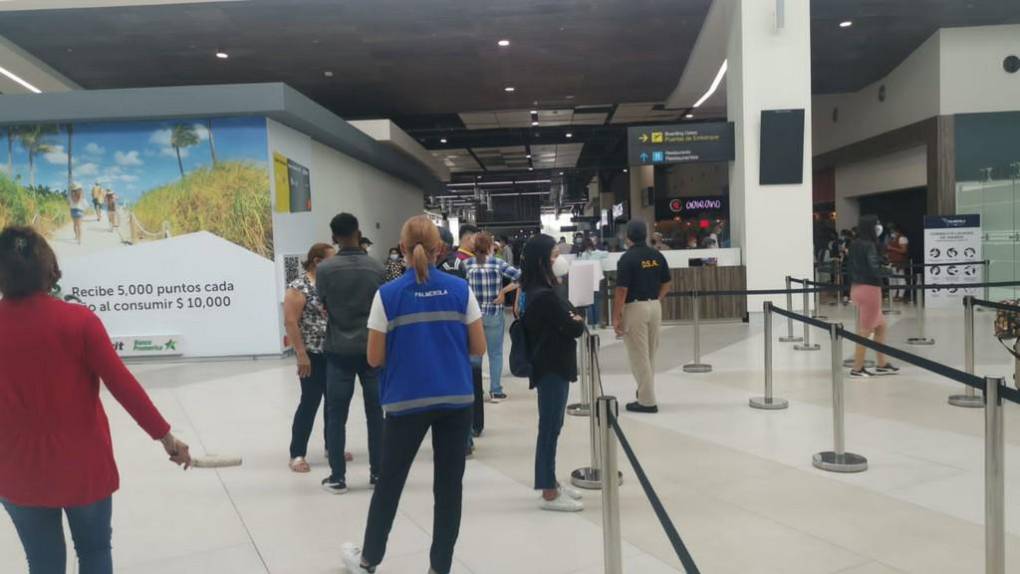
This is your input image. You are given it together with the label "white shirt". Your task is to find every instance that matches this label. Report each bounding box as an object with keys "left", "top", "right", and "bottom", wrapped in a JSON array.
[{"left": 367, "top": 287, "right": 483, "bottom": 333}]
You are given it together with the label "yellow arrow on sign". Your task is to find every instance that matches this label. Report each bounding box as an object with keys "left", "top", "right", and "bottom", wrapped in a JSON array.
[{"left": 639, "top": 133, "right": 649, "bottom": 143}]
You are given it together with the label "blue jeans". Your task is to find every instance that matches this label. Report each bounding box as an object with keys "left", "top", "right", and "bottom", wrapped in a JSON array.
[
  {"left": 2, "top": 496, "right": 112, "bottom": 574},
  {"left": 326, "top": 353, "right": 384, "bottom": 481},
  {"left": 534, "top": 373, "right": 570, "bottom": 490},
  {"left": 481, "top": 312, "right": 506, "bottom": 395}
]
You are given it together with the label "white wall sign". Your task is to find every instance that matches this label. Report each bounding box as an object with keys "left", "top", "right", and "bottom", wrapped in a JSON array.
[{"left": 923, "top": 214, "right": 982, "bottom": 308}]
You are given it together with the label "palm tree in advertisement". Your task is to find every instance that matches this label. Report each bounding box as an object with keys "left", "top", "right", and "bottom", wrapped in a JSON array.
[
  {"left": 66, "top": 124, "right": 74, "bottom": 192},
  {"left": 206, "top": 118, "right": 218, "bottom": 165},
  {"left": 170, "top": 123, "right": 199, "bottom": 178},
  {"left": 17, "top": 124, "right": 58, "bottom": 189},
  {"left": 5, "top": 127, "right": 13, "bottom": 177}
]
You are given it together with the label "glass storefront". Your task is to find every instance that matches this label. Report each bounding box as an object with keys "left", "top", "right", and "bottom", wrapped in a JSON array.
[{"left": 955, "top": 112, "right": 1020, "bottom": 300}]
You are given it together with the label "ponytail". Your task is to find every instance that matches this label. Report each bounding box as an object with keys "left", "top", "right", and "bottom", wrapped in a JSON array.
[{"left": 399, "top": 215, "right": 441, "bottom": 284}]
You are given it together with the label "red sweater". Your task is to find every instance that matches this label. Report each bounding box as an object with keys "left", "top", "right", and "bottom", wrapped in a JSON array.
[{"left": 0, "top": 294, "right": 170, "bottom": 507}]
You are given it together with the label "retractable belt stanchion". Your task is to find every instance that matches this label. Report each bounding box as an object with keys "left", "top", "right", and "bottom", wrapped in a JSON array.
[
  {"left": 597, "top": 396, "right": 623, "bottom": 574},
  {"left": 567, "top": 328, "right": 591, "bottom": 417},
  {"left": 949, "top": 296, "right": 985, "bottom": 408},
  {"left": 812, "top": 267, "right": 827, "bottom": 319},
  {"left": 794, "top": 285, "right": 821, "bottom": 351},
  {"left": 750, "top": 301, "right": 788, "bottom": 410},
  {"left": 984, "top": 376, "right": 1006, "bottom": 574},
  {"left": 882, "top": 274, "right": 902, "bottom": 316},
  {"left": 683, "top": 278, "right": 712, "bottom": 373},
  {"left": 977, "top": 261, "right": 992, "bottom": 313},
  {"left": 828, "top": 258, "right": 842, "bottom": 307},
  {"left": 906, "top": 273, "right": 935, "bottom": 346},
  {"left": 779, "top": 276, "right": 803, "bottom": 343},
  {"left": 813, "top": 323, "right": 868, "bottom": 473},
  {"left": 572, "top": 334, "right": 622, "bottom": 490}
]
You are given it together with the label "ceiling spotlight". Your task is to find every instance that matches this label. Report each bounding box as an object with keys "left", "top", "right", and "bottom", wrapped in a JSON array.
[
  {"left": 623, "top": 168, "right": 629, "bottom": 173},
  {"left": 215, "top": 51, "right": 229, "bottom": 59},
  {"left": 526, "top": 154, "right": 532, "bottom": 159},
  {"left": 498, "top": 39, "right": 511, "bottom": 47},
  {"left": 839, "top": 20, "right": 853, "bottom": 28},
  {"left": 504, "top": 86, "right": 516, "bottom": 93},
  {"left": 530, "top": 109, "right": 538, "bottom": 114},
  {"left": 565, "top": 132, "right": 573, "bottom": 138},
  {"left": 685, "top": 113, "right": 694, "bottom": 119},
  {"left": 558, "top": 171, "right": 564, "bottom": 175},
  {"left": 528, "top": 167, "right": 534, "bottom": 171},
  {"left": 324, "top": 70, "right": 334, "bottom": 77},
  {"left": 531, "top": 121, "right": 539, "bottom": 126}
]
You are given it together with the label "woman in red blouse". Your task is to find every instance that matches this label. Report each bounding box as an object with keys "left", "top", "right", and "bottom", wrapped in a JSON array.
[{"left": 0, "top": 226, "right": 191, "bottom": 574}]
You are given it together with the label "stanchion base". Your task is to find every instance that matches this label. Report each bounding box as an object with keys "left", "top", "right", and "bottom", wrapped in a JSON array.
[
  {"left": 843, "top": 358, "right": 875, "bottom": 368},
  {"left": 778, "top": 336, "right": 804, "bottom": 343},
  {"left": 948, "top": 394, "right": 985, "bottom": 408},
  {"left": 566, "top": 403, "right": 590, "bottom": 417},
  {"left": 749, "top": 396, "right": 789, "bottom": 410},
  {"left": 811, "top": 314, "right": 829, "bottom": 320},
  {"left": 682, "top": 363, "right": 712, "bottom": 373},
  {"left": 570, "top": 467, "right": 624, "bottom": 490},
  {"left": 812, "top": 451, "right": 868, "bottom": 473},
  {"left": 794, "top": 343, "right": 821, "bottom": 351},
  {"left": 906, "top": 337, "right": 936, "bottom": 346}
]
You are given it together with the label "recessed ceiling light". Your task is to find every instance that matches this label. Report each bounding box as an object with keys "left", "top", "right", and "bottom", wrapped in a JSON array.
[
  {"left": 528, "top": 167, "right": 534, "bottom": 171},
  {"left": 526, "top": 154, "right": 532, "bottom": 159},
  {"left": 559, "top": 171, "right": 564, "bottom": 175},
  {"left": 440, "top": 138, "right": 448, "bottom": 144},
  {"left": 839, "top": 20, "right": 853, "bottom": 28},
  {"left": 565, "top": 132, "right": 573, "bottom": 138},
  {"left": 685, "top": 113, "right": 694, "bottom": 119},
  {"left": 498, "top": 39, "right": 511, "bottom": 47},
  {"left": 504, "top": 86, "right": 516, "bottom": 93},
  {"left": 215, "top": 51, "right": 229, "bottom": 59},
  {"left": 531, "top": 121, "right": 539, "bottom": 126},
  {"left": 324, "top": 70, "right": 334, "bottom": 77},
  {"left": 623, "top": 168, "right": 629, "bottom": 173}
]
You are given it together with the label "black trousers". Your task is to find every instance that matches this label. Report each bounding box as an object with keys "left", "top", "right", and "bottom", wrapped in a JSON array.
[
  {"left": 471, "top": 361, "right": 484, "bottom": 434},
  {"left": 362, "top": 407, "right": 471, "bottom": 574},
  {"left": 289, "top": 352, "right": 328, "bottom": 458}
]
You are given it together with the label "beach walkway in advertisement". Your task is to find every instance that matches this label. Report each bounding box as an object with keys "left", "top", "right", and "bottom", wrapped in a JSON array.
[{"left": 50, "top": 209, "right": 133, "bottom": 260}]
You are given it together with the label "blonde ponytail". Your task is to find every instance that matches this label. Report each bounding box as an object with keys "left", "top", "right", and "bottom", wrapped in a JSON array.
[{"left": 400, "top": 215, "right": 441, "bottom": 284}]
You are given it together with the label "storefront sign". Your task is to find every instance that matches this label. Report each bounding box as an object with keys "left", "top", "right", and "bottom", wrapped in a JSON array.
[
  {"left": 112, "top": 335, "right": 184, "bottom": 357},
  {"left": 923, "top": 214, "right": 982, "bottom": 309},
  {"left": 628, "top": 122, "right": 735, "bottom": 166},
  {"left": 668, "top": 197, "right": 725, "bottom": 213}
]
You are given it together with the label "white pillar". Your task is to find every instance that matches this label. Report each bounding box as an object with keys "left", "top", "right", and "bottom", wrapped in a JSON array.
[{"left": 727, "top": 0, "right": 814, "bottom": 308}]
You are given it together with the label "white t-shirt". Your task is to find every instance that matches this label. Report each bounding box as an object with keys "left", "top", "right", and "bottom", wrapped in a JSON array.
[{"left": 367, "top": 287, "right": 483, "bottom": 333}]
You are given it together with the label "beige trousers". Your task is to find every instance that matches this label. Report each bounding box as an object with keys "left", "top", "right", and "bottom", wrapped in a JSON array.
[{"left": 622, "top": 300, "right": 662, "bottom": 406}]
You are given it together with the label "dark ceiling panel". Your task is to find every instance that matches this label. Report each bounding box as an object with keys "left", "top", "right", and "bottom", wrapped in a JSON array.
[
  {"left": 811, "top": 0, "right": 1020, "bottom": 93},
  {"left": 0, "top": 0, "right": 711, "bottom": 117}
]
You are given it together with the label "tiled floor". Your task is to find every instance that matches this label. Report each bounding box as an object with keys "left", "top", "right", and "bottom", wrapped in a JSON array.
[{"left": 2, "top": 303, "right": 1018, "bottom": 573}]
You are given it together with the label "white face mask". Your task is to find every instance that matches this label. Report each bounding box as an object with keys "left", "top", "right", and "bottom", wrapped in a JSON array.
[
  {"left": 552, "top": 255, "right": 570, "bottom": 278},
  {"left": 389, "top": 253, "right": 400, "bottom": 261},
  {"left": 875, "top": 225, "right": 883, "bottom": 237}
]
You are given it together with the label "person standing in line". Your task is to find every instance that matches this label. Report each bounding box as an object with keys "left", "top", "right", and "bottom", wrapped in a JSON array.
[
  {"left": 465, "top": 232, "right": 521, "bottom": 403},
  {"left": 317, "top": 213, "right": 386, "bottom": 494},
  {"left": 885, "top": 223, "right": 910, "bottom": 302},
  {"left": 0, "top": 227, "right": 191, "bottom": 574},
  {"left": 451, "top": 224, "right": 485, "bottom": 441},
  {"left": 520, "top": 234, "right": 586, "bottom": 512},
  {"left": 284, "top": 242, "right": 352, "bottom": 473},
  {"left": 612, "top": 220, "right": 672, "bottom": 414},
  {"left": 848, "top": 215, "right": 900, "bottom": 378},
  {"left": 578, "top": 238, "right": 609, "bottom": 327},
  {"left": 342, "top": 215, "right": 485, "bottom": 574},
  {"left": 384, "top": 246, "right": 406, "bottom": 282},
  {"left": 68, "top": 184, "right": 88, "bottom": 245},
  {"left": 90, "top": 181, "right": 104, "bottom": 222},
  {"left": 360, "top": 236, "right": 374, "bottom": 255},
  {"left": 501, "top": 236, "right": 514, "bottom": 266}
]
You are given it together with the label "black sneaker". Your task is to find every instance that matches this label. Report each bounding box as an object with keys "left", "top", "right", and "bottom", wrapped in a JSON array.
[
  {"left": 321, "top": 477, "right": 348, "bottom": 495},
  {"left": 625, "top": 401, "right": 659, "bottom": 414},
  {"left": 849, "top": 368, "right": 876, "bottom": 378},
  {"left": 472, "top": 429, "right": 483, "bottom": 439},
  {"left": 874, "top": 363, "right": 900, "bottom": 376},
  {"left": 491, "top": 392, "right": 508, "bottom": 402}
]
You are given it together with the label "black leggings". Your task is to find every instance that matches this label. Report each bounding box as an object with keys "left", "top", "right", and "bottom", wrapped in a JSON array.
[
  {"left": 289, "top": 352, "right": 328, "bottom": 458},
  {"left": 362, "top": 407, "right": 471, "bottom": 574}
]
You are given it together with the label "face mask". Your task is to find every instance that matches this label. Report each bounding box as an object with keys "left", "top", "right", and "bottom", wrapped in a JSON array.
[
  {"left": 574, "top": 238, "right": 583, "bottom": 245},
  {"left": 552, "top": 255, "right": 570, "bottom": 278},
  {"left": 389, "top": 253, "right": 400, "bottom": 261},
  {"left": 875, "top": 225, "right": 883, "bottom": 237}
]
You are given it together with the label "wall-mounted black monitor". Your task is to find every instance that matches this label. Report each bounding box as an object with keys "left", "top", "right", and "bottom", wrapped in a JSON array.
[{"left": 759, "top": 109, "right": 804, "bottom": 185}]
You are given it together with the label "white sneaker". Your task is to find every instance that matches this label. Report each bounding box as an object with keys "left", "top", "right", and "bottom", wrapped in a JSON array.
[
  {"left": 342, "top": 543, "right": 374, "bottom": 573},
  {"left": 560, "top": 485, "right": 583, "bottom": 501},
  {"left": 540, "top": 493, "right": 584, "bottom": 512}
]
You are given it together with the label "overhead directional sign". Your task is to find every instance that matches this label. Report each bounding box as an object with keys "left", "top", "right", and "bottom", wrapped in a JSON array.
[{"left": 628, "top": 122, "right": 735, "bottom": 166}]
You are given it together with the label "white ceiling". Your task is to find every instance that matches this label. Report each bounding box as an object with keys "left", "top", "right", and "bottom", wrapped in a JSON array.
[{"left": 459, "top": 108, "right": 611, "bottom": 130}]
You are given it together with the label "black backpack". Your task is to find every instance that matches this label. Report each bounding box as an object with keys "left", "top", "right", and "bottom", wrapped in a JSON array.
[{"left": 508, "top": 318, "right": 534, "bottom": 378}]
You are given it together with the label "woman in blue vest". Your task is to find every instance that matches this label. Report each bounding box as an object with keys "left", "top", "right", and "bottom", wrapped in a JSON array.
[
  {"left": 520, "top": 234, "right": 587, "bottom": 512},
  {"left": 343, "top": 215, "right": 486, "bottom": 574}
]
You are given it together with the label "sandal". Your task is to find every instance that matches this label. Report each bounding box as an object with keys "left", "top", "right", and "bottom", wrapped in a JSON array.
[{"left": 289, "top": 457, "right": 311, "bottom": 473}]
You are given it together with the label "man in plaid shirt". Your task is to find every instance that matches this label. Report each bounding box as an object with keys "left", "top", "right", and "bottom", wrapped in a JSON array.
[{"left": 465, "top": 233, "right": 521, "bottom": 403}]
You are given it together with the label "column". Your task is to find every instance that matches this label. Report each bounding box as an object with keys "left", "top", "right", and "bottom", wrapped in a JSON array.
[
  {"left": 727, "top": 0, "right": 814, "bottom": 308},
  {"left": 629, "top": 164, "right": 655, "bottom": 225}
]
